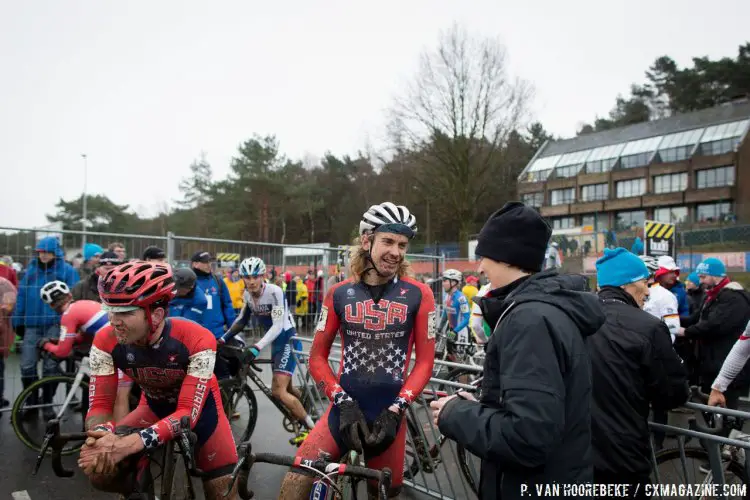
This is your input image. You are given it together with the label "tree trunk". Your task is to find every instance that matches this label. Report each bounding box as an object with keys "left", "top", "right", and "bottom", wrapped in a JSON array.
[
  {"left": 308, "top": 208, "right": 316, "bottom": 243},
  {"left": 458, "top": 219, "right": 470, "bottom": 258},
  {"left": 262, "top": 198, "right": 269, "bottom": 241}
]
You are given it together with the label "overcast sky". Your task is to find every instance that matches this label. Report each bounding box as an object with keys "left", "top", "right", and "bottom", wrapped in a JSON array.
[{"left": 1, "top": 0, "right": 749, "bottom": 229}]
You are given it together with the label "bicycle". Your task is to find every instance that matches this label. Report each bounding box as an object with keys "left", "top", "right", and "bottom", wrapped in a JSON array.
[
  {"left": 226, "top": 440, "right": 392, "bottom": 500},
  {"left": 33, "top": 415, "right": 208, "bottom": 500},
  {"left": 652, "top": 388, "right": 749, "bottom": 499},
  {"left": 402, "top": 383, "right": 481, "bottom": 496},
  {"left": 216, "top": 343, "right": 317, "bottom": 447},
  {"left": 11, "top": 347, "right": 139, "bottom": 454}
]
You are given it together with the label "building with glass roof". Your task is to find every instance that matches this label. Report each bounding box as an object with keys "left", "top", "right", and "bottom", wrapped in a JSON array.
[{"left": 517, "top": 99, "right": 750, "bottom": 232}]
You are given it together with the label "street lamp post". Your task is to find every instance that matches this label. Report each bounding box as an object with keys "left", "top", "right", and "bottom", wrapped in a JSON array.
[{"left": 81, "top": 154, "right": 88, "bottom": 252}]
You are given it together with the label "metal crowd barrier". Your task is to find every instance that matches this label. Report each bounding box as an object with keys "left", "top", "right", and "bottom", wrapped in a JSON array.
[{"left": 290, "top": 336, "right": 750, "bottom": 500}]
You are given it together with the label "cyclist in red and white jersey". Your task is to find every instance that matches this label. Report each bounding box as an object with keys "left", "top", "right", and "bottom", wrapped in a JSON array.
[
  {"left": 78, "top": 261, "right": 238, "bottom": 499},
  {"left": 38, "top": 281, "right": 108, "bottom": 358},
  {"left": 38, "top": 280, "right": 132, "bottom": 420},
  {"left": 280, "top": 202, "right": 436, "bottom": 499}
]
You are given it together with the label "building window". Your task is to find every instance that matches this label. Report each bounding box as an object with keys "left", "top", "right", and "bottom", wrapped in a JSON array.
[
  {"left": 700, "top": 138, "right": 737, "bottom": 156},
  {"left": 659, "top": 146, "right": 693, "bottom": 163},
  {"left": 620, "top": 153, "right": 652, "bottom": 169},
  {"left": 654, "top": 206, "right": 688, "bottom": 225},
  {"left": 615, "top": 178, "right": 646, "bottom": 198},
  {"left": 550, "top": 188, "right": 575, "bottom": 206},
  {"left": 653, "top": 173, "right": 687, "bottom": 194},
  {"left": 551, "top": 217, "right": 575, "bottom": 230},
  {"left": 696, "top": 202, "right": 733, "bottom": 223},
  {"left": 615, "top": 210, "right": 646, "bottom": 231},
  {"left": 554, "top": 164, "right": 582, "bottom": 178},
  {"left": 580, "top": 183, "right": 608, "bottom": 202},
  {"left": 521, "top": 192, "right": 544, "bottom": 207},
  {"left": 696, "top": 166, "right": 735, "bottom": 189},
  {"left": 580, "top": 214, "right": 608, "bottom": 231},
  {"left": 520, "top": 168, "right": 553, "bottom": 183},
  {"left": 585, "top": 158, "right": 617, "bottom": 174}
]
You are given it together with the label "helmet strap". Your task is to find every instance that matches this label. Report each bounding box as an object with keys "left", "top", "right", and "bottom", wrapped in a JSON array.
[{"left": 362, "top": 235, "right": 396, "bottom": 280}]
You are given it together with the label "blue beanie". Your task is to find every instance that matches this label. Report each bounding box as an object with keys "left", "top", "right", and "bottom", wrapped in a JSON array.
[
  {"left": 696, "top": 257, "right": 726, "bottom": 277},
  {"left": 84, "top": 243, "right": 104, "bottom": 262},
  {"left": 596, "top": 247, "right": 650, "bottom": 287},
  {"left": 687, "top": 272, "right": 701, "bottom": 286}
]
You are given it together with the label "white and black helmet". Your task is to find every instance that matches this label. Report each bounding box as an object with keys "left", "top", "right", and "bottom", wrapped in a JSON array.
[
  {"left": 639, "top": 255, "right": 659, "bottom": 274},
  {"left": 239, "top": 257, "right": 266, "bottom": 277},
  {"left": 442, "top": 269, "right": 463, "bottom": 282},
  {"left": 359, "top": 202, "right": 417, "bottom": 239},
  {"left": 40, "top": 280, "right": 71, "bottom": 304}
]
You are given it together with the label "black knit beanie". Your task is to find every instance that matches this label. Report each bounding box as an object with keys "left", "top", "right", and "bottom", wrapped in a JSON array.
[{"left": 475, "top": 202, "right": 552, "bottom": 272}]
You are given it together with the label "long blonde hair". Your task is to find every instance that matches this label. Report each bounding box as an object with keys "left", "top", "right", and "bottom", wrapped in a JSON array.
[{"left": 348, "top": 235, "right": 413, "bottom": 283}]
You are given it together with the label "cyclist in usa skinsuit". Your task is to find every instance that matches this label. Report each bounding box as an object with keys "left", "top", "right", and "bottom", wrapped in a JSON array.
[{"left": 279, "top": 202, "right": 436, "bottom": 499}]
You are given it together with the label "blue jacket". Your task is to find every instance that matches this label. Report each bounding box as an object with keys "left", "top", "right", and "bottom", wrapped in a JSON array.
[
  {"left": 195, "top": 272, "right": 237, "bottom": 338},
  {"left": 670, "top": 280, "right": 690, "bottom": 318},
  {"left": 169, "top": 285, "right": 209, "bottom": 324},
  {"left": 13, "top": 236, "right": 80, "bottom": 328}
]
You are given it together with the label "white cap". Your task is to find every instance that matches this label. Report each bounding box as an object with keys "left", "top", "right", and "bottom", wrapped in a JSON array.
[{"left": 657, "top": 255, "right": 679, "bottom": 271}]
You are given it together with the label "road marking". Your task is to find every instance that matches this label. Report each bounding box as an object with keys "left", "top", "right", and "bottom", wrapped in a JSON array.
[{"left": 12, "top": 491, "right": 32, "bottom": 500}]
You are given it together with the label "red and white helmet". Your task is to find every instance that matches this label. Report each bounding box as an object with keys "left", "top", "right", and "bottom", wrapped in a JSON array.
[{"left": 98, "top": 261, "right": 175, "bottom": 312}]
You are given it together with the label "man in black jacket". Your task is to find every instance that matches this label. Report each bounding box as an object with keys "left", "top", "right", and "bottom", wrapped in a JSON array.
[
  {"left": 591, "top": 248, "right": 689, "bottom": 497},
  {"left": 431, "top": 202, "right": 606, "bottom": 500},
  {"left": 678, "top": 258, "right": 750, "bottom": 411},
  {"left": 70, "top": 251, "right": 123, "bottom": 302}
]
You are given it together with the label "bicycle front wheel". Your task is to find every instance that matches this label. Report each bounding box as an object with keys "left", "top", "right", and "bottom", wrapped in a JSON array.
[
  {"left": 653, "top": 446, "right": 747, "bottom": 497},
  {"left": 456, "top": 444, "right": 480, "bottom": 496},
  {"left": 11, "top": 375, "right": 89, "bottom": 454},
  {"left": 223, "top": 384, "right": 258, "bottom": 444}
]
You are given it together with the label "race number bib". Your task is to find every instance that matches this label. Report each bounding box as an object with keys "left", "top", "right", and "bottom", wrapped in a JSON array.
[
  {"left": 427, "top": 311, "right": 437, "bottom": 339},
  {"left": 316, "top": 306, "right": 328, "bottom": 333},
  {"left": 271, "top": 306, "right": 283, "bottom": 320}
]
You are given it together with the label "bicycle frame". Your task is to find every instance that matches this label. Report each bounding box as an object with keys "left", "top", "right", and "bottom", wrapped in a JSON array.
[{"left": 218, "top": 344, "right": 316, "bottom": 437}]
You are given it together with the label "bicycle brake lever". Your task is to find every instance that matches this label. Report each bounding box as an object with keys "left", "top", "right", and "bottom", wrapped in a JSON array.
[
  {"left": 224, "top": 455, "right": 246, "bottom": 497},
  {"left": 32, "top": 435, "right": 53, "bottom": 476}
]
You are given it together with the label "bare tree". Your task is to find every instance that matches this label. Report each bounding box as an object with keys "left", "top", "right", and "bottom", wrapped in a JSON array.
[{"left": 390, "top": 24, "right": 532, "bottom": 256}]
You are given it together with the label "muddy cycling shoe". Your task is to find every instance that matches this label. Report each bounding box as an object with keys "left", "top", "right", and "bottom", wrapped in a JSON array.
[{"left": 288, "top": 431, "right": 309, "bottom": 447}]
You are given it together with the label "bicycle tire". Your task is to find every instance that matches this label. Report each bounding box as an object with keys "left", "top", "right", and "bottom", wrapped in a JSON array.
[
  {"left": 334, "top": 451, "right": 362, "bottom": 500},
  {"left": 403, "top": 412, "right": 429, "bottom": 480},
  {"left": 283, "top": 389, "right": 315, "bottom": 433},
  {"left": 223, "top": 384, "right": 258, "bottom": 444},
  {"left": 11, "top": 375, "right": 88, "bottom": 455},
  {"left": 653, "top": 446, "right": 748, "bottom": 489},
  {"left": 456, "top": 444, "right": 480, "bottom": 496},
  {"left": 161, "top": 441, "right": 176, "bottom": 500}
]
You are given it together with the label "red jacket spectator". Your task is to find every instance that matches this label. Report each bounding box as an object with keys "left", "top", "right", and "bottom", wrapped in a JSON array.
[{"left": 0, "top": 263, "right": 18, "bottom": 289}]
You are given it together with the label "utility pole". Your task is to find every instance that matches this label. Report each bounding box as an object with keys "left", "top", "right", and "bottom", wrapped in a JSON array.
[{"left": 81, "top": 153, "right": 88, "bottom": 252}]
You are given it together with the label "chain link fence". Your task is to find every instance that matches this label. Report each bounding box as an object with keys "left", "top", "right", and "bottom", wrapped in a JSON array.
[{"left": 0, "top": 226, "right": 444, "bottom": 410}]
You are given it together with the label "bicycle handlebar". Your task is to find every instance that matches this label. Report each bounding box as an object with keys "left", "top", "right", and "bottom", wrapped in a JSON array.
[
  {"left": 226, "top": 442, "right": 392, "bottom": 500},
  {"left": 217, "top": 344, "right": 272, "bottom": 373},
  {"left": 34, "top": 417, "right": 204, "bottom": 479},
  {"left": 33, "top": 419, "right": 88, "bottom": 477}
]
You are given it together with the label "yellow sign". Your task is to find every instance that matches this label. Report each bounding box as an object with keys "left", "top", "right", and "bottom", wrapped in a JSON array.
[
  {"left": 216, "top": 253, "right": 240, "bottom": 262},
  {"left": 645, "top": 221, "right": 675, "bottom": 240}
]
